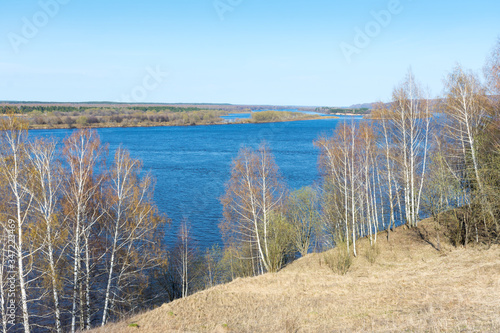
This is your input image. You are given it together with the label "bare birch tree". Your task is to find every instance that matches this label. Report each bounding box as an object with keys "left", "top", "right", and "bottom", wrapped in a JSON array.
[
  {"left": 444, "top": 66, "right": 496, "bottom": 222},
  {"left": 316, "top": 122, "right": 350, "bottom": 252},
  {"left": 101, "top": 147, "right": 166, "bottom": 324},
  {"left": 28, "top": 138, "right": 64, "bottom": 333},
  {"left": 221, "top": 142, "right": 286, "bottom": 274},
  {"left": 0, "top": 117, "right": 34, "bottom": 333},
  {"left": 388, "top": 70, "right": 431, "bottom": 227},
  {"left": 372, "top": 103, "right": 397, "bottom": 240},
  {"left": 62, "top": 129, "right": 105, "bottom": 332},
  {"left": 174, "top": 221, "right": 192, "bottom": 299}
]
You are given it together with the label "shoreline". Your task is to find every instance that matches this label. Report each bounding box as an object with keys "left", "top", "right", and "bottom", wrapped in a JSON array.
[
  {"left": 19, "top": 114, "right": 343, "bottom": 131},
  {"left": 328, "top": 113, "right": 366, "bottom": 116}
]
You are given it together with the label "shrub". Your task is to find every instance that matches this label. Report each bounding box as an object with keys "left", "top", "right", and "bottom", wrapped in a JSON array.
[
  {"left": 323, "top": 240, "right": 352, "bottom": 275},
  {"left": 111, "top": 115, "right": 123, "bottom": 123},
  {"left": 64, "top": 116, "right": 75, "bottom": 125},
  {"left": 87, "top": 115, "right": 100, "bottom": 124},
  {"left": 76, "top": 116, "right": 88, "bottom": 126},
  {"left": 364, "top": 243, "right": 380, "bottom": 264}
]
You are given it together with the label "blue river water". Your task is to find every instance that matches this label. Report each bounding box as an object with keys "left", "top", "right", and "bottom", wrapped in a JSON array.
[{"left": 31, "top": 116, "right": 363, "bottom": 248}]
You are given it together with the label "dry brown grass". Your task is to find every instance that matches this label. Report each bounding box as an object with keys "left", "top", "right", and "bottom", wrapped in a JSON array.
[{"left": 92, "top": 219, "right": 500, "bottom": 333}]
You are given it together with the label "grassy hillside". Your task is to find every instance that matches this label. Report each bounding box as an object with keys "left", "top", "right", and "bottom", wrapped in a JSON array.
[{"left": 93, "top": 219, "right": 500, "bottom": 332}]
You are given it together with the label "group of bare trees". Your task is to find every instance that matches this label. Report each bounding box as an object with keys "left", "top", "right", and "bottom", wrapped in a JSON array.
[
  {"left": 416, "top": 39, "right": 500, "bottom": 245},
  {"left": 220, "top": 39, "right": 500, "bottom": 272},
  {"left": 316, "top": 122, "right": 381, "bottom": 257},
  {"left": 434, "top": 63, "right": 500, "bottom": 244},
  {"left": 0, "top": 117, "right": 166, "bottom": 332},
  {"left": 315, "top": 48, "right": 499, "bottom": 256},
  {"left": 220, "top": 143, "right": 325, "bottom": 276},
  {"left": 285, "top": 69, "right": 432, "bottom": 259}
]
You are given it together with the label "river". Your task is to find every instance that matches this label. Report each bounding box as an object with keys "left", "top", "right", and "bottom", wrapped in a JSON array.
[{"left": 31, "top": 116, "right": 363, "bottom": 248}]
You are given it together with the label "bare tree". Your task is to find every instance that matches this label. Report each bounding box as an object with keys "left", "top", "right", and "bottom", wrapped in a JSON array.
[
  {"left": 28, "top": 138, "right": 64, "bottom": 333},
  {"left": 0, "top": 117, "right": 34, "bottom": 333},
  {"left": 444, "top": 65, "right": 496, "bottom": 229},
  {"left": 176, "top": 221, "right": 191, "bottom": 299},
  {"left": 62, "top": 129, "right": 105, "bottom": 332},
  {"left": 101, "top": 147, "right": 138, "bottom": 324},
  {"left": 372, "top": 103, "right": 397, "bottom": 240},
  {"left": 316, "top": 122, "right": 351, "bottom": 253},
  {"left": 101, "top": 147, "right": 166, "bottom": 324},
  {"left": 221, "top": 142, "right": 287, "bottom": 274},
  {"left": 359, "top": 123, "right": 378, "bottom": 245},
  {"left": 388, "top": 70, "right": 431, "bottom": 227}
]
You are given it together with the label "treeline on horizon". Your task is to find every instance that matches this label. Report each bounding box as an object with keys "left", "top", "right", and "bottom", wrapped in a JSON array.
[
  {"left": 0, "top": 105, "right": 205, "bottom": 114},
  {"left": 0, "top": 38, "right": 499, "bottom": 332}
]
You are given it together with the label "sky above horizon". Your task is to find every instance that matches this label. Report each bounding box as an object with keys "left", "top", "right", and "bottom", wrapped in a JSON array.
[{"left": 0, "top": 0, "right": 499, "bottom": 107}]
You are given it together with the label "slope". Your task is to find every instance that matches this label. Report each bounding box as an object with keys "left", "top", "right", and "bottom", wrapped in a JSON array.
[{"left": 93, "top": 219, "right": 500, "bottom": 333}]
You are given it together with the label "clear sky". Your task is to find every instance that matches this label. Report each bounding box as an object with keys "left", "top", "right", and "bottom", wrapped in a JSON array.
[{"left": 0, "top": 0, "right": 499, "bottom": 106}]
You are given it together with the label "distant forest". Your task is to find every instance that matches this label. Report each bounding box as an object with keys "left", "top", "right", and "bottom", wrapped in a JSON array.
[{"left": 0, "top": 105, "right": 205, "bottom": 114}]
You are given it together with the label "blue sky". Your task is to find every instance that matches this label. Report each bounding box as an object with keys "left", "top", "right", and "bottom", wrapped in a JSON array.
[{"left": 0, "top": 0, "right": 499, "bottom": 106}]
